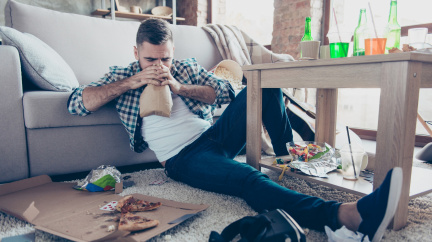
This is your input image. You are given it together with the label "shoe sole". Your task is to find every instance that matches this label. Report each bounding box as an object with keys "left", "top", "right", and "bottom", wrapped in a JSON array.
[{"left": 372, "top": 167, "right": 403, "bottom": 242}]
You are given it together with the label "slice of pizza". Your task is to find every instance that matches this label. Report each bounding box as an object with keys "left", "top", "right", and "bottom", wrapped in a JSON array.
[
  {"left": 116, "top": 195, "right": 162, "bottom": 213},
  {"left": 118, "top": 212, "right": 159, "bottom": 231}
]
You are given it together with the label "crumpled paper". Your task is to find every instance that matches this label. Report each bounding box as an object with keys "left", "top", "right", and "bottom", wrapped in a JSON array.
[
  {"left": 74, "top": 165, "right": 121, "bottom": 192},
  {"left": 325, "top": 226, "right": 370, "bottom": 242}
]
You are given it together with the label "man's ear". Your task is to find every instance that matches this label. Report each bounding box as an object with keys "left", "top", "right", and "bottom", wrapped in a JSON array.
[{"left": 134, "top": 46, "right": 139, "bottom": 60}]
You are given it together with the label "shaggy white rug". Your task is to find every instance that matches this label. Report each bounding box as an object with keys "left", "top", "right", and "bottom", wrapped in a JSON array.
[{"left": 1, "top": 156, "right": 432, "bottom": 242}]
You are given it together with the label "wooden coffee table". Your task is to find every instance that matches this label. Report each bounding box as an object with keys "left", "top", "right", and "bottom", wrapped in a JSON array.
[{"left": 243, "top": 52, "right": 432, "bottom": 230}]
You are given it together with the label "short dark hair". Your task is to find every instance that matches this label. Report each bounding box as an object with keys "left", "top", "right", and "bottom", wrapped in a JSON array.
[{"left": 136, "top": 18, "right": 173, "bottom": 46}]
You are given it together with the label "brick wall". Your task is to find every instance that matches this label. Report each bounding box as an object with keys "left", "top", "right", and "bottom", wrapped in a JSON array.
[
  {"left": 210, "top": 0, "right": 226, "bottom": 25},
  {"left": 272, "top": 0, "right": 323, "bottom": 59},
  {"left": 178, "top": 0, "right": 210, "bottom": 27},
  {"left": 178, "top": 0, "right": 198, "bottom": 26},
  {"left": 197, "top": 0, "right": 210, "bottom": 26}
]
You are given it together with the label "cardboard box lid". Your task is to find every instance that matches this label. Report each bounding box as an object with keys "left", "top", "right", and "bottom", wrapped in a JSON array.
[{"left": 0, "top": 175, "right": 209, "bottom": 241}]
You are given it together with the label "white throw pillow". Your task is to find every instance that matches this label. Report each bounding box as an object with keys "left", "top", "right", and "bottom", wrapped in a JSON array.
[{"left": 0, "top": 26, "right": 79, "bottom": 91}]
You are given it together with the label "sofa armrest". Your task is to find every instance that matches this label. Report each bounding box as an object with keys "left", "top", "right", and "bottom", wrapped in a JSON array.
[{"left": 0, "top": 45, "right": 29, "bottom": 183}]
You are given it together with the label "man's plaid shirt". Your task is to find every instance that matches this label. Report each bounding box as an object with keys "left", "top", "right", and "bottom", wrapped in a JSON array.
[{"left": 68, "top": 58, "right": 235, "bottom": 153}]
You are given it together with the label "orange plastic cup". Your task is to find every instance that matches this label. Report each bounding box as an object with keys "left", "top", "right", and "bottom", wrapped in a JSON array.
[{"left": 364, "top": 38, "right": 387, "bottom": 55}]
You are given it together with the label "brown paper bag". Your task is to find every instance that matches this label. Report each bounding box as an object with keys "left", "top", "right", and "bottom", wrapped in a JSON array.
[{"left": 139, "top": 84, "right": 173, "bottom": 117}]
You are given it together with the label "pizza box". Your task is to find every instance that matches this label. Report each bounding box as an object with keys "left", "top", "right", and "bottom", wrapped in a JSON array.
[{"left": 0, "top": 175, "right": 209, "bottom": 241}]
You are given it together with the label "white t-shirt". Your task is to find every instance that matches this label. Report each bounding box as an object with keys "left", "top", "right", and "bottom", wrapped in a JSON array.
[{"left": 142, "top": 93, "right": 211, "bottom": 161}]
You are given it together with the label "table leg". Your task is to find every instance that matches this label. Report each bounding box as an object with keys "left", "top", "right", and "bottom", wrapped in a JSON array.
[
  {"left": 246, "top": 70, "right": 262, "bottom": 170},
  {"left": 315, "top": 88, "right": 338, "bottom": 147},
  {"left": 375, "top": 61, "right": 422, "bottom": 230}
]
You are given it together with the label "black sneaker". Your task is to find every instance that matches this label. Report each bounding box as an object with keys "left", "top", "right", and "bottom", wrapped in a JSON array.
[{"left": 357, "top": 167, "right": 403, "bottom": 242}]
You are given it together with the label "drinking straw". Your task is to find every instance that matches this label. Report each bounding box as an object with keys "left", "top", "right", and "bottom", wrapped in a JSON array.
[
  {"left": 367, "top": 2, "right": 379, "bottom": 39},
  {"left": 346, "top": 126, "right": 358, "bottom": 178},
  {"left": 332, "top": 8, "right": 347, "bottom": 57},
  {"left": 368, "top": 2, "right": 383, "bottom": 53}
]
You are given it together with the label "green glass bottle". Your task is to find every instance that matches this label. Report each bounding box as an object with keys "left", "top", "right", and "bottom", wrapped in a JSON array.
[
  {"left": 301, "top": 17, "right": 313, "bottom": 41},
  {"left": 385, "top": 0, "right": 401, "bottom": 51},
  {"left": 353, "top": 9, "right": 367, "bottom": 56}
]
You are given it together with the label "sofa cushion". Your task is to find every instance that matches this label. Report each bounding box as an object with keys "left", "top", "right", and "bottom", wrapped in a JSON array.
[
  {"left": 23, "top": 91, "right": 121, "bottom": 129},
  {"left": 0, "top": 26, "right": 79, "bottom": 91},
  {"left": 5, "top": 0, "right": 223, "bottom": 85}
]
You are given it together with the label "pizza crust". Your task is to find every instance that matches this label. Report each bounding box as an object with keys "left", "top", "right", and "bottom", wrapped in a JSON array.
[{"left": 118, "top": 212, "right": 159, "bottom": 232}]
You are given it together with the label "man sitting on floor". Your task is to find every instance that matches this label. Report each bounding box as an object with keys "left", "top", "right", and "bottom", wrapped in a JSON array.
[{"left": 68, "top": 18, "right": 402, "bottom": 241}]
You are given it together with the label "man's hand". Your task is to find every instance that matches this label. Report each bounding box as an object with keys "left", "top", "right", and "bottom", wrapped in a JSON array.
[
  {"left": 156, "top": 64, "right": 216, "bottom": 104},
  {"left": 157, "top": 64, "right": 181, "bottom": 93},
  {"left": 128, "top": 64, "right": 165, "bottom": 89}
]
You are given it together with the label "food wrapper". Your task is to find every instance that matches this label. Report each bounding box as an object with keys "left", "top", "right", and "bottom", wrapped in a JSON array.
[
  {"left": 287, "top": 142, "right": 341, "bottom": 178},
  {"left": 74, "top": 165, "right": 121, "bottom": 192}
]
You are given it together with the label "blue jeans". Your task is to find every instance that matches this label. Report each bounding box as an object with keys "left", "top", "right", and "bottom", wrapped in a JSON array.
[{"left": 165, "top": 87, "right": 341, "bottom": 231}]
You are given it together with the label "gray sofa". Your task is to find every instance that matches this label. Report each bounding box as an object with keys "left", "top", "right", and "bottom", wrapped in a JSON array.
[{"left": 0, "top": 0, "right": 224, "bottom": 183}]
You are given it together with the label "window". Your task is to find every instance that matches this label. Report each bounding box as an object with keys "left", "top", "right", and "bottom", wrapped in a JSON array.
[
  {"left": 212, "top": 0, "right": 274, "bottom": 45},
  {"left": 327, "top": 0, "right": 432, "bottom": 141}
]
